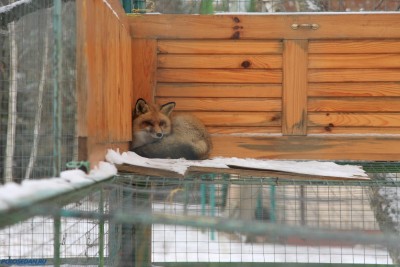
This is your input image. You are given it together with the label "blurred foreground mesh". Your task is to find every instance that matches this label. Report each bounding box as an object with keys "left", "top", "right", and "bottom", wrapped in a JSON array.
[{"left": 1, "top": 163, "right": 400, "bottom": 266}]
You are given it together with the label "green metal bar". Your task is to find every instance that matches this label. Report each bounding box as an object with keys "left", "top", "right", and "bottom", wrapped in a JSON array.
[
  {"left": 53, "top": 215, "right": 61, "bottom": 267},
  {"left": 98, "top": 189, "right": 104, "bottom": 267},
  {"left": 269, "top": 185, "right": 276, "bottom": 222},
  {"left": 121, "top": 0, "right": 132, "bottom": 13},
  {"left": 200, "top": 183, "right": 206, "bottom": 216},
  {"left": 52, "top": 0, "right": 62, "bottom": 177},
  {"left": 57, "top": 209, "right": 400, "bottom": 250},
  {"left": 209, "top": 183, "right": 216, "bottom": 240},
  {"left": 184, "top": 182, "right": 189, "bottom": 215},
  {"left": 133, "top": 0, "right": 146, "bottom": 13},
  {"left": 255, "top": 187, "right": 263, "bottom": 220},
  {"left": 220, "top": 174, "right": 230, "bottom": 209},
  {"left": 248, "top": 0, "right": 257, "bottom": 12},
  {"left": 155, "top": 263, "right": 395, "bottom": 267},
  {"left": 118, "top": 173, "right": 400, "bottom": 187},
  {"left": 200, "top": 0, "right": 214, "bottom": 14}
]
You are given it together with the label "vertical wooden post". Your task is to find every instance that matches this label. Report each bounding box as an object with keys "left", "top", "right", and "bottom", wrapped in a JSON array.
[
  {"left": 282, "top": 39, "right": 308, "bottom": 136},
  {"left": 132, "top": 39, "right": 158, "bottom": 103},
  {"left": 76, "top": 0, "right": 133, "bottom": 167},
  {"left": 118, "top": 184, "right": 152, "bottom": 267}
]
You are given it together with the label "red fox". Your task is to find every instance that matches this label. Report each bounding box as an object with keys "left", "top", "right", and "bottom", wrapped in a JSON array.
[{"left": 131, "top": 98, "right": 212, "bottom": 160}]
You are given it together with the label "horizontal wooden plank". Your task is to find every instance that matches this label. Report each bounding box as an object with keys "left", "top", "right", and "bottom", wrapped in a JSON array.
[
  {"left": 308, "top": 69, "right": 400, "bottom": 82},
  {"left": 308, "top": 113, "right": 400, "bottom": 127},
  {"left": 129, "top": 14, "right": 400, "bottom": 39},
  {"left": 158, "top": 55, "right": 282, "bottom": 69},
  {"left": 118, "top": 162, "right": 367, "bottom": 180},
  {"left": 309, "top": 40, "right": 400, "bottom": 54},
  {"left": 308, "top": 127, "right": 400, "bottom": 134},
  {"left": 187, "top": 166, "right": 368, "bottom": 181},
  {"left": 309, "top": 54, "right": 400, "bottom": 69},
  {"left": 157, "top": 69, "right": 282, "bottom": 83},
  {"left": 157, "top": 40, "right": 282, "bottom": 54},
  {"left": 210, "top": 135, "right": 400, "bottom": 160},
  {"left": 117, "top": 163, "right": 184, "bottom": 178},
  {"left": 207, "top": 127, "right": 281, "bottom": 134},
  {"left": 308, "top": 98, "right": 400, "bottom": 112},
  {"left": 155, "top": 98, "right": 282, "bottom": 112},
  {"left": 185, "top": 111, "right": 281, "bottom": 127},
  {"left": 156, "top": 83, "right": 282, "bottom": 98},
  {"left": 308, "top": 82, "right": 400, "bottom": 97}
]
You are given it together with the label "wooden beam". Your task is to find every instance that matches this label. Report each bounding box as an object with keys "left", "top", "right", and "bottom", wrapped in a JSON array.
[
  {"left": 129, "top": 14, "right": 400, "bottom": 39},
  {"left": 210, "top": 135, "right": 400, "bottom": 161}
]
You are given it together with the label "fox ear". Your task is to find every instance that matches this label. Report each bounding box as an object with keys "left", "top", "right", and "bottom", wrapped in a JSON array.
[
  {"left": 160, "top": 102, "right": 176, "bottom": 117},
  {"left": 135, "top": 98, "right": 149, "bottom": 115}
]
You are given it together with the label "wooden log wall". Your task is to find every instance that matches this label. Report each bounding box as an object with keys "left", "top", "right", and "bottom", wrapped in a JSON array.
[
  {"left": 128, "top": 14, "right": 400, "bottom": 161},
  {"left": 156, "top": 40, "right": 283, "bottom": 134},
  {"left": 77, "top": 0, "right": 132, "bottom": 166},
  {"left": 78, "top": 0, "right": 400, "bottom": 162},
  {"left": 308, "top": 40, "right": 400, "bottom": 134}
]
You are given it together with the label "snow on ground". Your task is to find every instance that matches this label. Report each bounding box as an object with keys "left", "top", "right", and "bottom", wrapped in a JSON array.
[
  {"left": 0, "top": 203, "right": 392, "bottom": 265},
  {"left": 151, "top": 203, "right": 392, "bottom": 264},
  {"left": 0, "top": 216, "right": 103, "bottom": 260},
  {"left": 152, "top": 224, "right": 391, "bottom": 264},
  {"left": 106, "top": 149, "right": 368, "bottom": 179},
  {"left": 378, "top": 173, "right": 400, "bottom": 232}
]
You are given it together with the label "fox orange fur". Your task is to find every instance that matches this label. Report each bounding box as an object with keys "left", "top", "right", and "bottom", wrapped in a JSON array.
[{"left": 131, "top": 99, "right": 212, "bottom": 160}]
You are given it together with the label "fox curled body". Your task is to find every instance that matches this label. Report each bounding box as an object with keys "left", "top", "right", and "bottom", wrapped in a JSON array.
[{"left": 131, "top": 99, "right": 212, "bottom": 160}]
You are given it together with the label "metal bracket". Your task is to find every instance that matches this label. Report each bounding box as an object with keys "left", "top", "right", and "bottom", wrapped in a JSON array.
[{"left": 291, "top": 23, "right": 320, "bottom": 30}]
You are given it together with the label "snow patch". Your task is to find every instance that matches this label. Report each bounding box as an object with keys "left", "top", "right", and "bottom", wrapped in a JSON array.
[
  {"left": 0, "top": 0, "right": 32, "bottom": 14},
  {"left": 0, "top": 161, "right": 117, "bottom": 212},
  {"left": 106, "top": 149, "right": 368, "bottom": 179},
  {"left": 378, "top": 175, "right": 400, "bottom": 232}
]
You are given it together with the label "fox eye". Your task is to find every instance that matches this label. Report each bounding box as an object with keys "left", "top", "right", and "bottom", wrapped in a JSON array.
[
  {"left": 143, "top": 121, "right": 153, "bottom": 127},
  {"left": 159, "top": 120, "right": 166, "bottom": 127}
]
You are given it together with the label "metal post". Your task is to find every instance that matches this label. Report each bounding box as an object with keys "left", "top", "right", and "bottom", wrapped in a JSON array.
[
  {"left": 53, "top": 215, "right": 61, "bottom": 267},
  {"left": 200, "top": 182, "right": 206, "bottom": 216},
  {"left": 133, "top": 0, "right": 146, "bottom": 13},
  {"left": 99, "top": 189, "right": 105, "bottom": 267},
  {"left": 53, "top": 0, "right": 62, "bottom": 177},
  {"left": 122, "top": 0, "right": 132, "bottom": 13},
  {"left": 209, "top": 183, "right": 216, "bottom": 240},
  {"left": 200, "top": 0, "right": 214, "bottom": 14},
  {"left": 269, "top": 185, "right": 276, "bottom": 222}
]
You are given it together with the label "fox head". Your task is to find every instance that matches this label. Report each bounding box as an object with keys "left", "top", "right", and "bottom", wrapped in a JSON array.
[{"left": 132, "top": 98, "right": 176, "bottom": 148}]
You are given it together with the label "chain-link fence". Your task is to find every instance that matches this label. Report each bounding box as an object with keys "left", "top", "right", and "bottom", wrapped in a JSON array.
[
  {"left": 1, "top": 164, "right": 400, "bottom": 266},
  {"left": 0, "top": 0, "right": 76, "bottom": 183}
]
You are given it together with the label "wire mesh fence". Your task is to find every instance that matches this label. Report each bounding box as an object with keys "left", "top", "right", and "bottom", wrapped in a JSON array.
[
  {"left": 0, "top": 0, "right": 76, "bottom": 183},
  {"left": 1, "top": 164, "right": 399, "bottom": 266},
  {"left": 124, "top": 0, "right": 400, "bottom": 13}
]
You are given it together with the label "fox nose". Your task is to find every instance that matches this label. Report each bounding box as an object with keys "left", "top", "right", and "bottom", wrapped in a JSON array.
[{"left": 156, "top": 132, "right": 163, "bottom": 138}]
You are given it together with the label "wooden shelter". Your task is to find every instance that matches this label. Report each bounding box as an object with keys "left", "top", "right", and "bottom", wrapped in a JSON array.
[{"left": 77, "top": 0, "right": 400, "bottom": 166}]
